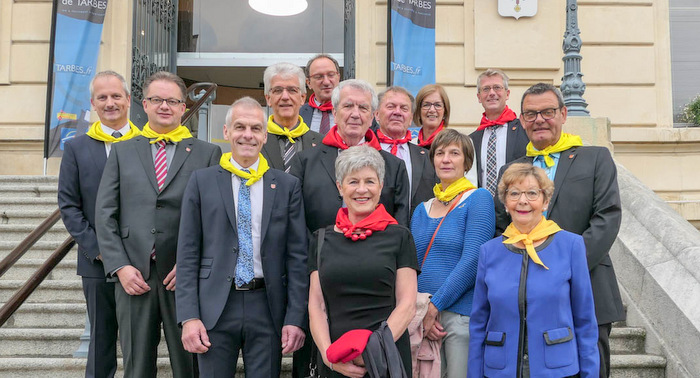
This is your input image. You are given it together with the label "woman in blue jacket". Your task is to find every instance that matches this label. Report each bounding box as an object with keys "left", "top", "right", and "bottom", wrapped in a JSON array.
[{"left": 468, "top": 163, "right": 599, "bottom": 378}]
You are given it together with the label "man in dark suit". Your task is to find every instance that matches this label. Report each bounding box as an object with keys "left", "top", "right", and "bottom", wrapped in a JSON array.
[
  {"left": 177, "top": 97, "right": 308, "bottom": 377},
  {"left": 374, "top": 86, "right": 438, "bottom": 215},
  {"left": 495, "top": 83, "right": 624, "bottom": 378},
  {"left": 261, "top": 62, "right": 321, "bottom": 172},
  {"left": 289, "top": 79, "right": 411, "bottom": 232},
  {"left": 469, "top": 69, "right": 529, "bottom": 195},
  {"left": 96, "top": 71, "right": 222, "bottom": 378},
  {"left": 58, "top": 70, "right": 137, "bottom": 378},
  {"left": 299, "top": 54, "right": 340, "bottom": 135}
]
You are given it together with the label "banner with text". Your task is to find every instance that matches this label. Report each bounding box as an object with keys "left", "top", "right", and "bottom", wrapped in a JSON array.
[
  {"left": 45, "top": 0, "right": 108, "bottom": 158},
  {"left": 389, "top": 0, "right": 435, "bottom": 97}
]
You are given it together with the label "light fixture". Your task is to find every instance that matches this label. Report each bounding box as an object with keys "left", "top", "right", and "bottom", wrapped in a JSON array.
[{"left": 249, "top": 0, "right": 308, "bottom": 17}]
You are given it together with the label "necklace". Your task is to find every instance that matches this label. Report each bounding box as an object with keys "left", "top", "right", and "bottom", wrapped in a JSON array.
[
  {"left": 437, "top": 198, "right": 454, "bottom": 206},
  {"left": 341, "top": 227, "right": 374, "bottom": 241}
]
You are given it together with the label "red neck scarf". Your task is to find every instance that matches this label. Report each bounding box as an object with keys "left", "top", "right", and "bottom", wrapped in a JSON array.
[
  {"left": 417, "top": 121, "right": 444, "bottom": 148},
  {"left": 376, "top": 129, "right": 412, "bottom": 155},
  {"left": 322, "top": 125, "right": 381, "bottom": 150},
  {"left": 308, "top": 93, "right": 333, "bottom": 112},
  {"left": 335, "top": 204, "right": 398, "bottom": 241},
  {"left": 477, "top": 106, "right": 517, "bottom": 131}
]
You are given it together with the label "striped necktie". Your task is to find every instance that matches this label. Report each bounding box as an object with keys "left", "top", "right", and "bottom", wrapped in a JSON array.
[
  {"left": 154, "top": 140, "right": 168, "bottom": 191},
  {"left": 485, "top": 125, "right": 501, "bottom": 196},
  {"left": 283, "top": 138, "right": 295, "bottom": 173}
]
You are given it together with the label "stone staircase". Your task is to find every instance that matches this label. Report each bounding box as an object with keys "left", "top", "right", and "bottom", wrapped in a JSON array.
[{"left": 0, "top": 176, "right": 666, "bottom": 377}]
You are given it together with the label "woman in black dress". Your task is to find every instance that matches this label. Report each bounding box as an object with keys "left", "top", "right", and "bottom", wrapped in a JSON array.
[{"left": 308, "top": 145, "right": 419, "bottom": 378}]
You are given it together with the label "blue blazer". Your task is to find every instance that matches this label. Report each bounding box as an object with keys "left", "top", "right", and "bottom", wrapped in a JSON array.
[
  {"left": 468, "top": 231, "right": 599, "bottom": 378},
  {"left": 176, "top": 165, "right": 309, "bottom": 333},
  {"left": 58, "top": 134, "right": 109, "bottom": 278}
]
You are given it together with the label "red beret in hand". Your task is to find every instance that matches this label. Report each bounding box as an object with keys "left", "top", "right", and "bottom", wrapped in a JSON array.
[{"left": 326, "top": 329, "right": 373, "bottom": 363}]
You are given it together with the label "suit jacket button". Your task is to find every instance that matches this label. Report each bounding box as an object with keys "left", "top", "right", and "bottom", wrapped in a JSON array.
[
  {"left": 156, "top": 205, "right": 162, "bottom": 209},
  {"left": 227, "top": 276, "right": 232, "bottom": 282},
  {"left": 151, "top": 228, "right": 156, "bottom": 234}
]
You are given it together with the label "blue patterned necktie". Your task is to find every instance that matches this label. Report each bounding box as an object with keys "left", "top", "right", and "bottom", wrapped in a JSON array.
[{"left": 235, "top": 171, "right": 254, "bottom": 286}]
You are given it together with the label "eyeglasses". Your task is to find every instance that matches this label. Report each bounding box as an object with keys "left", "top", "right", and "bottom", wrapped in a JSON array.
[
  {"left": 421, "top": 102, "right": 444, "bottom": 110},
  {"left": 521, "top": 108, "right": 560, "bottom": 122},
  {"left": 506, "top": 189, "right": 542, "bottom": 201},
  {"left": 479, "top": 85, "right": 505, "bottom": 93},
  {"left": 310, "top": 72, "right": 339, "bottom": 81},
  {"left": 270, "top": 86, "right": 301, "bottom": 95},
  {"left": 146, "top": 97, "right": 184, "bottom": 106}
]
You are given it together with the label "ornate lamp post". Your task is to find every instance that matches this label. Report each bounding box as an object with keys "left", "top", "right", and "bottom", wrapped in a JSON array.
[{"left": 561, "top": 0, "right": 590, "bottom": 116}]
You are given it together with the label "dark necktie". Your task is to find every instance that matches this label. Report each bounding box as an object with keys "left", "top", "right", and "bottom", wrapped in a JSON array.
[
  {"left": 485, "top": 125, "right": 502, "bottom": 196},
  {"left": 283, "top": 138, "right": 295, "bottom": 173},
  {"left": 320, "top": 111, "right": 331, "bottom": 135},
  {"left": 235, "top": 171, "right": 254, "bottom": 286},
  {"left": 111, "top": 131, "right": 123, "bottom": 138}
]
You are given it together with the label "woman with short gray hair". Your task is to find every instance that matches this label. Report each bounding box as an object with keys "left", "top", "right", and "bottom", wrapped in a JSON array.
[{"left": 308, "top": 145, "right": 418, "bottom": 377}]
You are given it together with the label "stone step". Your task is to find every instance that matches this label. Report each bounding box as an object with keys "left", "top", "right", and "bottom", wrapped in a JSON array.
[
  {"left": 1, "top": 303, "right": 86, "bottom": 328},
  {"left": 0, "top": 280, "right": 84, "bottom": 303},
  {"left": 610, "top": 326, "right": 646, "bottom": 355},
  {"left": 0, "top": 209, "right": 59, "bottom": 224},
  {"left": 0, "top": 258, "right": 77, "bottom": 281},
  {"left": 610, "top": 354, "right": 666, "bottom": 378},
  {"left": 0, "top": 248, "right": 78, "bottom": 264},
  {"left": 0, "top": 197, "right": 59, "bottom": 212},
  {"left": 0, "top": 185, "right": 58, "bottom": 199},
  {"left": 0, "top": 223, "right": 70, "bottom": 242},
  {"left": 0, "top": 356, "right": 293, "bottom": 378},
  {"left": 0, "top": 328, "right": 83, "bottom": 357},
  {"left": 0, "top": 240, "right": 76, "bottom": 259},
  {"left": 0, "top": 176, "right": 58, "bottom": 184}
]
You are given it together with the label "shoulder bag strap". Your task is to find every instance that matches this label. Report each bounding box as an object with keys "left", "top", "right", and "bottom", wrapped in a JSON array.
[{"left": 420, "top": 191, "right": 465, "bottom": 269}]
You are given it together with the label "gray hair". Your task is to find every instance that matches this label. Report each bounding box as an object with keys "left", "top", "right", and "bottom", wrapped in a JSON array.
[
  {"left": 378, "top": 86, "right": 415, "bottom": 113},
  {"left": 90, "top": 70, "right": 130, "bottom": 98},
  {"left": 225, "top": 96, "right": 264, "bottom": 126},
  {"left": 335, "top": 145, "right": 385, "bottom": 185},
  {"left": 477, "top": 68, "right": 510, "bottom": 91},
  {"left": 520, "top": 82, "right": 566, "bottom": 110},
  {"left": 331, "top": 79, "right": 379, "bottom": 112},
  {"left": 143, "top": 71, "right": 187, "bottom": 101},
  {"left": 263, "top": 62, "right": 307, "bottom": 96},
  {"left": 305, "top": 54, "right": 340, "bottom": 77}
]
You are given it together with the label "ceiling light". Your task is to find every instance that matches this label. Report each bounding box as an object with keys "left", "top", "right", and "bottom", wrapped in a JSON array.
[{"left": 249, "top": 0, "right": 308, "bottom": 17}]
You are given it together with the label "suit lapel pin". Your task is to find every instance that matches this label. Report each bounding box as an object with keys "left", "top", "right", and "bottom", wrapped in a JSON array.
[
  {"left": 512, "top": 126, "right": 516, "bottom": 130},
  {"left": 420, "top": 150, "right": 426, "bottom": 155},
  {"left": 569, "top": 154, "right": 574, "bottom": 159},
  {"left": 271, "top": 184, "right": 276, "bottom": 189},
  {"left": 186, "top": 147, "right": 191, "bottom": 152},
  {"left": 312, "top": 143, "right": 317, "bottom": 147}
]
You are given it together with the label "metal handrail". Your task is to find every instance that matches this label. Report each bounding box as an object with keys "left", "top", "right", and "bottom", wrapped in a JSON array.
[
  {"left": 0, "top": 236, "right": 75, "bottom": 327},
  {"left": 183, "top": 82, "right": 217, "bottom": 125},
  {"left": 0, "top": 209, "right": 61, "bottom": 278}
]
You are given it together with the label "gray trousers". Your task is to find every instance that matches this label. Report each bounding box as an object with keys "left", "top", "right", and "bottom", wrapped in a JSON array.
[
  {"left": 114, "top": 261, "right": 195, "bottom": 378},
  {"left": 440, "top": 311, "right": 470, "bottom": 378}
]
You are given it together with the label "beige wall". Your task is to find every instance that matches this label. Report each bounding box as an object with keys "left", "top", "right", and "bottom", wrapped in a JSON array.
[{"left": 0, "top": 0, "right": 131, "bottom": 175}]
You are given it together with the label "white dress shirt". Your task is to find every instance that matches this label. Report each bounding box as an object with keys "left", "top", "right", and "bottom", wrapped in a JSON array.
[{"left": 101, "top": 122, "right": 132, "bottom": 156}]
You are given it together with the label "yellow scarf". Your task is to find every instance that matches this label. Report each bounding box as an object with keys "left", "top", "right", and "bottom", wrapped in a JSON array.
[
  {"left": 502, "top": 217, "right": 562, "bottom": 270},
  {"left": 266, "top": 115, "right": 309, "bottom": 143},
  {"left": 526, "top": 133, "right": 583, "bottom": 167},
  {"left": 219, "top": 153, "right": 270, "bottom": 186},
  {"left": 433, "top": 176, "right": 476, "bottom": 203},
  {"left": 85, "top": 121, "right": 140, "bottom": 143},
  {"left": 141, "top": 123, "right": 193, "bottom": 144}
]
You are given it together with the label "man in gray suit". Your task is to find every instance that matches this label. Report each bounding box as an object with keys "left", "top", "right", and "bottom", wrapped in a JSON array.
[
  {"left": 495, "top": 83, "right": 624, "bottom": 378},
  {"left": 96, "top": 71, "right": 222, "bottom": 378},
  {"left": 177, "top": 97, "right": 308, "bottom": 377}
]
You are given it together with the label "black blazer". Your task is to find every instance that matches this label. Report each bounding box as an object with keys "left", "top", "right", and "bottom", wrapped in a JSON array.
[
  {"left": 289, "top": 144, "right": 411, "bottom": 233},
  {"left": 494, "top": 145, "right": 625, "bottom": 325},
  {"left": 58, "top": 134, "right": 109, "bottom": 278},
  {"left": 261, "top": 130, "right": 322, "bottom": 171},
  {"left": 299, "top": 103, "right": 315, "bottom": 127},
  {"left": 177, "top": 166, "right": 308, "bottom": 333},
  {"left": 96, "top": 136, "right": 222, "bottom": 281},
  {"left": 469, "top": 119, "right": 529, "bottom": 188},
  {"left": 407, "top": 143, "right": 438, "bottom": 216}
]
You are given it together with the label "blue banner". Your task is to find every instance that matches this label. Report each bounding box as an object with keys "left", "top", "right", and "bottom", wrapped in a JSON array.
[
  {"left": 46, "top": 0, "right": 108, "bottom": 157},
  {"left": 389, "top": 0, "right": 436, "bottom": 96}
]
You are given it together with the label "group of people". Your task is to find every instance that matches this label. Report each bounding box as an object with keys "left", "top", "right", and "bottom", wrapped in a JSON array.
[{"left": 57, "top": 54, "right": 624, "bottom": 378}]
